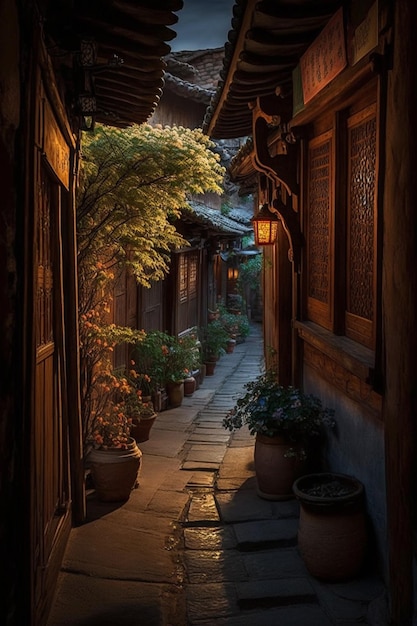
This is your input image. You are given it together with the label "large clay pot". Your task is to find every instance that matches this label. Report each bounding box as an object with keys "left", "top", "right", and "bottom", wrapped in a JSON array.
[
  {"left": 254, "top": 434, "right": 305, "bottom": 500},
  {"left": 184, "top": 376, "right": 196, "bottom": 396},
  {"left": 88, "top": 437, "right": 142, "bottom": 502},
  {"left": 166, "top": 380, "right": 184, "bottom": 407},
  {"left": 293, "top": 472, "right": 367, "bottom": 582},
  {"left": 205, "top": 360, "right": 216, "bottom": 376},
  {"left": 152, "top": 390, "right": 162, "bottom": 413},
  {"left": 198, "top": 364, "right": 206, "bottom": 385},
  {"left": 130, "top": 413, "right": 157, "bottom": 443},
  {"left": 226, "top": 338, "right": 236, "bottom": 353}
]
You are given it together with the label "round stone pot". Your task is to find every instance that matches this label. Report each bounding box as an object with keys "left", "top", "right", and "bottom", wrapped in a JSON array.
[
  {"left": 88, "top": 437, "right": 142, "bottom": 502},
  {"left": 254, "top": 434, "right": 305, "bottom": 501},
  {"left": 166, "top": 380, "right": 184, "bottom": 407},
  {"left": 226, "top": 339, "right": 236, "bottom": 353},
  {"left": 130, "top": 413, "right": 157, "bottom": 443},
  {"left": 205, "top": 360, "right": 216, "bottom": 376},
  {"left": 184, "top": 376, "right": 196, "bottom": 396},
  {"left": 293, "top": 472, "right": 367, "bottom": 582}
]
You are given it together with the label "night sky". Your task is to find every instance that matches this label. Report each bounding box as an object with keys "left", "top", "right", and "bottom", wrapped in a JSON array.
[{"left": 170, "top": 0, "right": 236, "bottom": 51}]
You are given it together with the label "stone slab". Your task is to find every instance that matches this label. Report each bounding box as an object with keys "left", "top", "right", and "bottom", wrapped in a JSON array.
[
  {"left": 215, "top": 490, "right": 283, "bottom": 523},
  {"left": 186, "top": 471, "right": 216, "bottom": 488},
  {"left": 47, "top": 573, "right": 180, "bottom": 626},
  {"left": 184, "top": 526, "right": 236, "bottom": 551},
  {"left": 218, "top": 446, "right": 255, "bottom": 478},
  {"left": 311, "top": 575, "right": 387, "bottom": 624},
  {"left": 233, "top": 518, "right": 299, "bottom": 547},
  {"left": 181, "top": 461, "right": 220, "bottom": 471},
  {"left": 61, "top": 511, "right": 181, "bottom": 583},
  {"left": 145, "top": 490, "right": 189, "bottom": 518},
  {"left": 184, "top": 550, "right": 247, "bottom": 583},
  {"left": 137, "top": 429, "right": 188, "bottom": 457},
  {"left": 187, "top": 433, "right": 230, "bottom": 443},
  {"left": 192, "top": 427, "right": 229, "bottom": 435},
  {"left": 186, "top": 581, "right": 239, "bottom": 623},
  {"left": 216, "top": 476, "right": 257, "bottom": 491},
  {"left": 188, "top": 605, "right": 333, "bottom": 626},
  {"left": 184, "top": 445, "right": 227, "bottom": 464},
  {"left": 236, "top": 576, "right": 316, "bottom": 604},
  {"left": 187, "top": 493, "right": 220, "bottom": 523},
  {"left": 243, "top": 547, "right": 309, "bottom": 580}
]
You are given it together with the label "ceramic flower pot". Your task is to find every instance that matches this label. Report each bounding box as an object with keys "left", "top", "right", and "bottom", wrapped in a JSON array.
[
  {"left": 184, "top": 376, "right": 196, "bottom": 396},
  {"left": 130, "top": 413, "right": 157, "bottom": 443},
  {"left": 293, "top": 472, "right": 367, "bottom": 581},
  {"left": 254, "top": 434, "right": 305, "bottom": 500},
  {"left": 205, "top": 360, "right": 217, "bottom": 376},
  {"left": 226, "top": 338, "right": 236, "bottom": 353},
  {"left": 166, "top": 380, "right": 184, "bottom": 407},
  {"left": 88, "top": 437, "right": 142, "bottom": 502}
]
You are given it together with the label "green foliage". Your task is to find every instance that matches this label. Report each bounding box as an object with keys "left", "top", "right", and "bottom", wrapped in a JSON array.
[
  {"left": 132, "top": 330, "right": 200, "bottom": 386},
  {"left": 164, "top": 332, "right": 200, "bottom": 382},
  {"left": 218, "top": 304, "right": 250, "bottom": 338},
  {"left": 237, "top": 255, "right": 262, "bottom": 289},
  {"left": 77, "top": 123, "right": 225, "bottom": 442},
  {"left": 200, "top": 321, "right": 229, "bottom": 360},
  {"left": 223, "top": 369, "right": 335, "bottom": 447},
  {"left": 131, "top": 331, "right": 170, "bottom": 391},
  {"left": 85, "top": 370, "right": 134, "bottom": 450},
  {"left": 77, "top": 123, "right": 224, "bottom": 288},
  {"left": 80, "top": 309, "right": 145, "bottom": 444},
  {"left": 220, "top": 201, "right": 231, "bottom": 215}
]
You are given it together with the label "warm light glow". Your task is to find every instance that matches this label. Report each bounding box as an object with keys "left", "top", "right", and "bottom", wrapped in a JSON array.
[
  {"left": 227, "top": 267, "right": 239, "bottom": 280},
  {"left": 252, "top": 204, "right": 279, "bottom": 245}
]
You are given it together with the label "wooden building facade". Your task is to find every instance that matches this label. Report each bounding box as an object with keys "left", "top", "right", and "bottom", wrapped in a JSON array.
[
  {"left": 0, "top": 1, "right": 183, "bottom": 624},
  {"left": 204, "top": 1, "right": 417, "bottom": 624},
  {"left": 138, "top": 48, "right": 253, "bottom": 338}
]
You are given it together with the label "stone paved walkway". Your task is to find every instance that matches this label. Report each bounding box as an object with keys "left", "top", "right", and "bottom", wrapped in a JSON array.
[{"left": 47, "top": 323, "right": 388, "bottom": 625}]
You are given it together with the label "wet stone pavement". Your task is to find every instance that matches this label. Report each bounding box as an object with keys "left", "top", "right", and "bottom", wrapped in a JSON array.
[{"left": 47, "top": 323, "right": 388, "bottom": 626}]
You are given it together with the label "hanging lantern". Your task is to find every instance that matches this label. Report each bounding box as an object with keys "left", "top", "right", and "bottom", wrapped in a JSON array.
[
  {"left": 251, "top": 203, "right": 279, "bottom": 246},
  {"left": 227, "top": 267, "right": 239, "bottom": 280}
]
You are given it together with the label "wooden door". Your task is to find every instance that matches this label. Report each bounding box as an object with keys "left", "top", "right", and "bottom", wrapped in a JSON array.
[
  {"left": 140, "top": 280, "right": 164, "bottom": 332},
  {"left": 32, "top": 157, "right": 71, "bottom": 624}
]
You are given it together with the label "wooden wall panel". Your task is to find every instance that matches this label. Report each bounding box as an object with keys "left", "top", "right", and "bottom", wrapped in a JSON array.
[{"left": 306, "top": 130, "right": 334, "bottom": 330}]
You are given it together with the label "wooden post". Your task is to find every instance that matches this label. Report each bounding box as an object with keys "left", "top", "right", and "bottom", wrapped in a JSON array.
[{"left": 383, "top": 2, "right": 417, "bottom": 623}]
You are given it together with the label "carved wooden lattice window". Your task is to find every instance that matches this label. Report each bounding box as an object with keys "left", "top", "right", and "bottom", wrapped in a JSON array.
[
  {"left": 36, "top": 166, "right": 54, "bottom": 348},
  {"left": 179, "top": 254, "right": 188, "bottom": 302},
  {"left": 189, "top": 252, "right": 197, "bottom": 297},
  {"left": 307, "top": 131, "right": 334, "bottom": 330},
  {"left": 345, "top": 104, "right": 377, "bottom": 348}
]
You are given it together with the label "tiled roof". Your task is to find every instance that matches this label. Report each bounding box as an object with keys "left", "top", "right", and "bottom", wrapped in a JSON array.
[
  {"left": 44, "top": 0, "right": 184, "bottom": 128},
  {"left": 203, "top": 0, "right": 343, "bottom": 138},
  {"left": 183, "top": 201, "right": 252, "bottom": 236},
  {"left": 164, "top": 48, "right": 224, "bottom": 102},
  {"left": 163, "top": 73, "right": 214, "bottom": 104}
]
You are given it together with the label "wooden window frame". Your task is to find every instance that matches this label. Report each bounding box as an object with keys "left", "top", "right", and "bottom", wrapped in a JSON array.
[
  {"left": 306, "top": 129, "right": 335, "bottom": 331},
  {"left": 345, "top": 103, "right": 378, "bottom": 349}
]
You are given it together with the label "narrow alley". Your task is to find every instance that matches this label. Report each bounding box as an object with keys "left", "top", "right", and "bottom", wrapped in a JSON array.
[{"left": 47, "top": 324, "right": 387, "bottom": 626}]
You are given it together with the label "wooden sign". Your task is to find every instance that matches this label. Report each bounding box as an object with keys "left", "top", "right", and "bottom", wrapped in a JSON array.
[
  {"left": 300, "top": 7, "right": 347, "bottom": 104},
  {"left": 43, "top": 98, "right": 70, "bottom": 190},
  {"left": 350, "top": 1, "right": 378, "bottom": 65}
]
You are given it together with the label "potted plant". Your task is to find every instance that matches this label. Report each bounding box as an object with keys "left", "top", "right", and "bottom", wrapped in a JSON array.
[
  {"left": 218, "top": 306, "right": 240, "bottom": 337},
  {"left": 132, "top": 331, "right": 171, "bottom": 396},
  {"left": 84, "top": 369, "right": 142, "bottom": 502},
  {"left": 293, "top": 472, "right": 367, "bottom": 581},
  {"left": 119, "top": 368, "right": 158, "bottom": 443},
  {"left": 218, "top": 304, "right": 250, "bottom": 344},
  {"left": 162, "top": 332, "right": 199, "bottom": 406},
  {"left": 200, "top": 320, "right": 229, "bottom": 374},
  {"left": 223, "top": 369, "right": 335, "bottom": 500}
]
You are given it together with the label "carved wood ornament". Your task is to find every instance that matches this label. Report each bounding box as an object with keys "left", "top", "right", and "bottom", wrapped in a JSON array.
[{"left": 250, "top": 94, "right": 303, "bottom": 269}]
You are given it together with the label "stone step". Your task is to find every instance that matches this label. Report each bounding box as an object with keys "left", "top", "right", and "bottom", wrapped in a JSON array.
[{"left": 236, "top": 577, "right": 317, "bottom": 609}]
